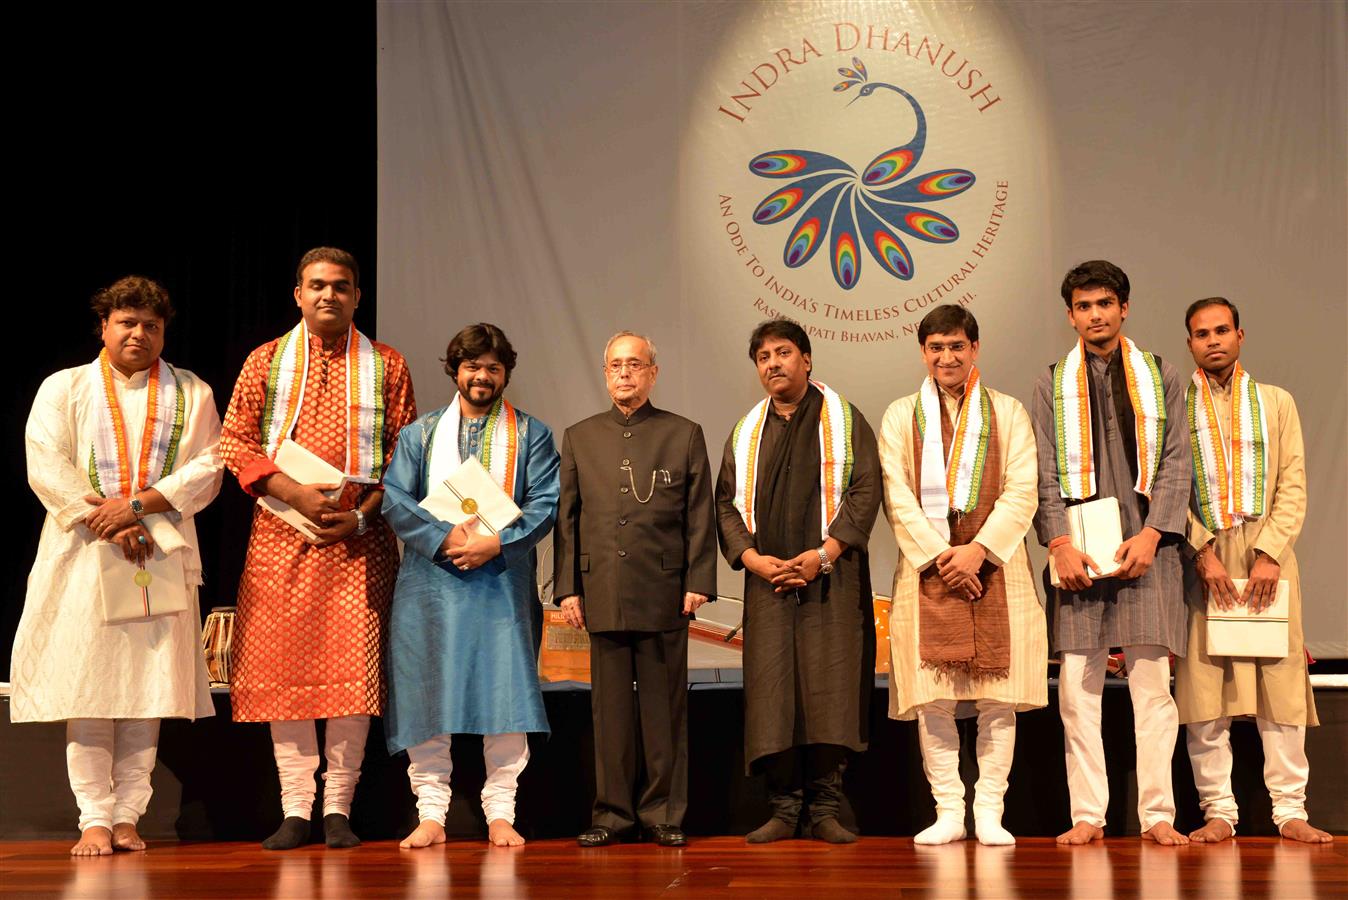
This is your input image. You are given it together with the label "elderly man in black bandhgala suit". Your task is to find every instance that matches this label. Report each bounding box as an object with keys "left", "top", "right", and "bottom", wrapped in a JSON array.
[
  {"left": 554, "top": 331, "right": 718, "bottom": 847},
  {"left": 716, "top": 319, "right": 881, "bottom": 845}
]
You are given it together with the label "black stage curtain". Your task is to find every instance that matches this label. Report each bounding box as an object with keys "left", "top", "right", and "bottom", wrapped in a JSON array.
[{"left": 4, "top": 5, "right": 377, "bottom": 677}]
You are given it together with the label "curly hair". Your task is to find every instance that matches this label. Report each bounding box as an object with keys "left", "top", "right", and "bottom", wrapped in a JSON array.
[
  {"left": 90, "top": 275, "right": 175, "bottom": 334},
  {"left": 442, "top": 323, "right": 518, "bottom": 380}
]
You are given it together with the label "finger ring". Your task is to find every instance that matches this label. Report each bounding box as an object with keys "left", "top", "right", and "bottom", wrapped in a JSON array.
[
  {"left": 460, "top": 564, "right": 470, "bottom": 571},
  {"left": 137, "top": 535, "right": 147, "bottom": 545}
]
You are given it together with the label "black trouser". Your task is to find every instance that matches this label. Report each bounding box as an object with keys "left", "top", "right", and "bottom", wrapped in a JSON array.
[
  {"left": 588, "top": 628, "right": 689, "bottom": 831},
  {"left": 756, "top": 743, "right": 849, "bottom": 826}
]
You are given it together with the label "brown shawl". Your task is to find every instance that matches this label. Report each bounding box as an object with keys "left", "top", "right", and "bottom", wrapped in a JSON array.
[{"left": 912, "top": 394, "right": 1010, "bottom": 680}]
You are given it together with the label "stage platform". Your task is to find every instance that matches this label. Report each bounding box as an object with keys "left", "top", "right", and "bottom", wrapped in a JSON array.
[
  {"left": 1, "top": 836, "right": 1343, "bottom": 899},
  {"left": 2, "top": 679, "right": 1344, "bottom": 846}
]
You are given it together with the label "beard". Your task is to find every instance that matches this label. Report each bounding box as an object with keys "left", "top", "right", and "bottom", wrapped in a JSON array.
[{"left": 461, "top": 379, "right": 504, "bottom": 408}]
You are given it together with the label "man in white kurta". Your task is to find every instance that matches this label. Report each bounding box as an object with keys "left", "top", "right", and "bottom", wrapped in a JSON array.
[
  {"left": 10, "top": 276, "right": 222, "bottom": 856},
  {"left": 878, "top": 305, "right": 1046, "bottom": 847},
  {"left": 1173, "top": 298, "right": 1329, "bottom": 844}
]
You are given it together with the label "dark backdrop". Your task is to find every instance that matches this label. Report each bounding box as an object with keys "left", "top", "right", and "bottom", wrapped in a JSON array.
[{"left": 4, "top": 5, "right": 378, "bottom": 677}]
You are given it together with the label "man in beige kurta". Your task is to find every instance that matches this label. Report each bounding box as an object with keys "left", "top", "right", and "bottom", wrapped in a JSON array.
[
  {"left": 1174, "top": 298, "right": 1329, "bottom": 844},
  {"left": 878, "top": 305, "right": 1045, "bottom": 847}
]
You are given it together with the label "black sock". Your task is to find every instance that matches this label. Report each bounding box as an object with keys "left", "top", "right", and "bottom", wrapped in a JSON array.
[
  {"left": 324, "top": 813, "right": 361, "bottom": 849},
  {"left": 262, "top": 816, "right": 310, "bottom": 851}
]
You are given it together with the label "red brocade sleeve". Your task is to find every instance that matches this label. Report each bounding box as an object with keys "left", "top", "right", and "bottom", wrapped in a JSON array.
[
  {"left": 221, "top": 341, "right": 282, "bottom": 497},
  {"left": 374, "top": 342, "right": 417, "bottom": 486}
]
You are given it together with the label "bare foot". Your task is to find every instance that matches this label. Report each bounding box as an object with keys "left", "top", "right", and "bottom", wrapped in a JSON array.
[
  {"left": 71, "top": 826, "right": 113, "bottom": 857},
  {"left": 111, "top": 823, "right": 146, "bottom": 851},
  {"left": 1142, "top": 822, "right": 1190, "bottom": 846},
  {"left": 1188, "top": 819, "right": 1233, "bottom": 843},
  {"left": 1280, "top": 820, "right": 1333, "bottom": 844},
  {"left": 488, "top": 819, "right": 525, "bottom": 847},
  {"left": 399, "top": 820, "right": 446, "bottom": 849},
  {"left": 1056, "top": 822, "right": 1104, "bottom": 845}
]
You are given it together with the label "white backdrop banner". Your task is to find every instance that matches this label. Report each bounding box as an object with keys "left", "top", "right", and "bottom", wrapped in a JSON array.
[{"left": 377, "top": 1, "right": 1347, "bottom": 656}]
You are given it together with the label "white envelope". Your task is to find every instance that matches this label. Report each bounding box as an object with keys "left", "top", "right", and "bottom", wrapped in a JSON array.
[
  {"left": 257, "top": 439, "right": 348, "bottom": 540},
  {"left": 1206, "top": 579, "right": 1290, "bottom": 658},
  {"left": 1049, "top": 496, "right": 1124, "bottom": 587},
  {"left": 98, "top": 543, "right": 188, "bottom": 623},
  {"left": 419, "top": 455, "right": 521, "bottom": 535}
]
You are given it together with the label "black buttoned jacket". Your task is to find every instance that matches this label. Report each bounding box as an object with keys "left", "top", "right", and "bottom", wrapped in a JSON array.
[{"left": 553, "top": 402, "right": 718, "bottom": 633}]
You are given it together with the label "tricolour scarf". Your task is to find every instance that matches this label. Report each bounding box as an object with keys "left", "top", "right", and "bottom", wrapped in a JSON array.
[
  {"left": 1053, "top": 336, "right": 1165, "bottom": 499},
  {"left": 1187, "top": 363, "right": 1267, "bottom": 532},
  {"left": 88, "top": 350, "right": 185, "bottom": 498},
  {"left": 911, "top": 391, "right": 1008, "bottom": 681},
  {"left": 915, "top": 367, "right": 991, "bottom": 541},
  {"left": 426, "top": 393, "right": 520, "bottom": 501},
  {"left": 731, "top": 380, "right": 852, "bottom": 541},
  {"left": 258, "top": 321, "right": 385, "bottom": 483}
]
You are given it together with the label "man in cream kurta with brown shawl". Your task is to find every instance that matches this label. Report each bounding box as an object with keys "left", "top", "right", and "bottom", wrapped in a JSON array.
[
  {"left": 1173, "top": 298, "right": 1329, "bottom": 844},
  {"left": 11, "top": 276, "right": 221, "bottom": 856},
  {"left": 879, "top": 306, "right": 1045, "bottom": 847}
]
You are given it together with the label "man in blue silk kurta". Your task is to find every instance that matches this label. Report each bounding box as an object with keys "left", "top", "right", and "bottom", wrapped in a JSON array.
[{"left": 382, "top": 324, "right": 560, "bottom": 849}]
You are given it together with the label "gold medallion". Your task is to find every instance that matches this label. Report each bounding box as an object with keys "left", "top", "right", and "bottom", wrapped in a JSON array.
[
  {"left": 134, "top": 570, "right": 153, "bottom": 588},
  {"left": 461, "top": 497, "right": 478, "bottom": 515}
]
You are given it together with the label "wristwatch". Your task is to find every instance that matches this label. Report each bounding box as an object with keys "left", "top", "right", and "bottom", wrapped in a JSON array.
[
  {"left": 130, "top": 497, "right": 145, "bottom": 518},
  {"left": 354, "top": 509, "right": 368, "bottom": 536},
  {"left": 816, "top": 546, "right": 834, "bottom": 575}
]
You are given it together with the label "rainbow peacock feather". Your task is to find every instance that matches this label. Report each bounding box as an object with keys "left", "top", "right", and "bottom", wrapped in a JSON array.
[{"left": 748, "top": 58, "right": 976, "bottom": 289}]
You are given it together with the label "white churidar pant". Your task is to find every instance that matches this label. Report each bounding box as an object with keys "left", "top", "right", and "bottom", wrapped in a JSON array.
[
  {"left": 1186, "top": 716, "right": 1309, "bottom": 831},
  {"left": 915, "top": 699, "right": 1016, "bottom": 820},
  {"left": 406, "top": 733, "right": 530, "bottom": 826},
  {"left": 269, "top": 715, "right": 369, "bottom": 819},
  {"left": 66, "top": 717, "right": 161, "bottom": 832},
  {"left": 1058, "top": 645, "right": 1178, "bottom": 831}
]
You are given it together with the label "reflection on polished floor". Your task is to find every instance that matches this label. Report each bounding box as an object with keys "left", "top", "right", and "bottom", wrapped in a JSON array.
[{"left": 1, "top": 836, "right": 1343, "bottom": 899}]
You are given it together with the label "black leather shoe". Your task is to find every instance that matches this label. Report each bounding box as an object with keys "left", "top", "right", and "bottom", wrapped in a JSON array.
[
  {"left": 578, "top": 826, "right": 621, "bottom": 847},
  {"left": 649, "top": 824, "right": 687, "bottom": 847}
]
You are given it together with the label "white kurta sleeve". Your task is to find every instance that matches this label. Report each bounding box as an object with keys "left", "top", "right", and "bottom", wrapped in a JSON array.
[
  {"left": 972, "top": 393, "right": 1039, "bottom": 567},
  {"left": 25, "top": 371, "right": 96, "bottom": 531},
  {"left": 878, "top": 395, "right": 950, "bottom": 571}
]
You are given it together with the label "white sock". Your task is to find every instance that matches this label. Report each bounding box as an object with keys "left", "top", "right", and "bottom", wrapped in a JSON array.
[
  {"left": 914, "top": 815, "right": 966, "bottom": 845},
  {"left": 975, "top": 816, "right": 1015, "bottom": 846}
]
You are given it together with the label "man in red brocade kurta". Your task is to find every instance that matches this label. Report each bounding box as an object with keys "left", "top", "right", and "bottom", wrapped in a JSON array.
[{"left": 221, "top": 247, "right": 416, "bottom": 850}]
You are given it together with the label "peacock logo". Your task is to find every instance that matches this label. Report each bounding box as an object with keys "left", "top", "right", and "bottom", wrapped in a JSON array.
[{"left": 747, "top": 58, "right": 975, "bottom": 291}]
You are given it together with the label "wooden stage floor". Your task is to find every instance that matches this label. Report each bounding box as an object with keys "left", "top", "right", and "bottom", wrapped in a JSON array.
[{"left": 1, "top": 836, "right": 1343, "bottom": 899}]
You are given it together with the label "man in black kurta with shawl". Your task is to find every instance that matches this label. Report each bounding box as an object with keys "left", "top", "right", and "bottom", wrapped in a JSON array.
[{"left": 716, "top": 320, "right": 881, "bottom": 844}]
